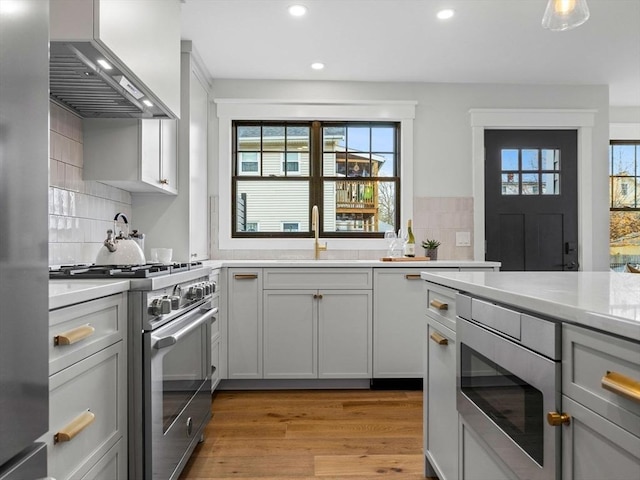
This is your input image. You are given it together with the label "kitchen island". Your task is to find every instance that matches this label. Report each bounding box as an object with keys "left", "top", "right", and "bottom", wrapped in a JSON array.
[{"left": 420, "top": 271, "right": 640, "bottom": 480}]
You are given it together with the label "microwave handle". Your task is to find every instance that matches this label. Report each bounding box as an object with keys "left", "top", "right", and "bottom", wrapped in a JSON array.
[{"left": 153, "top": 307, "right": 218, "bottom": 350}]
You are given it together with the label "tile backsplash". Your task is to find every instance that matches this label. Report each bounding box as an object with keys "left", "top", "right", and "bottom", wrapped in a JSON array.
[{"left": 49, "top": 102, "right": 132, "bottom": 265}]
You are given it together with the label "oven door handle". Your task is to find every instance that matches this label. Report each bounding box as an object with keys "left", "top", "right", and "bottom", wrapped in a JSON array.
[{"left": 152, "top": 307, "right": 218, "bottom": 350}]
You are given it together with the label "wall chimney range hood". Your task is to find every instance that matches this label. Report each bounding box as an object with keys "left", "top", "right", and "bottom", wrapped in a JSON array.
[{"left": 50, "top": 42, "right": 171, "bottom": 118}]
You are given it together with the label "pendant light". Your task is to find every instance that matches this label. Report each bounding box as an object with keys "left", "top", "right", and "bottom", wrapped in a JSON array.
[{"left": 542, "top": 0, "right": 590, "bottom": 31}]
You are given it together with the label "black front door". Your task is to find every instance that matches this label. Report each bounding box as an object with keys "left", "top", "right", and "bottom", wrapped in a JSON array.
[{"left": 485, "top": 130, "right": 578, "bottom": 271}]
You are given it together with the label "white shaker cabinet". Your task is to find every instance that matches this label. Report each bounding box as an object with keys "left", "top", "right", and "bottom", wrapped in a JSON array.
[
  {"left": 561, "top": 324, "right": 640, "bottom": 479},
  {"left": 262, "top": 268, "right": 373, "bottom": 379},
  {"left": 373, "top": 268, "right": 457, "bottom": 378},
  {"left": 42, "top": 293, "right": 128, "bottom": 480},
  {"left": 227, "top": 269, "right": 263, "bottom": 379},
  {"left": 83, "top": 118, "right": 178, "bottom": 194}
]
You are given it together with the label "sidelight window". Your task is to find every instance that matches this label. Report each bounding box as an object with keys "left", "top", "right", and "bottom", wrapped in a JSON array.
[{"left": 232, "top": 121, "right": 400, "bottom": 238}]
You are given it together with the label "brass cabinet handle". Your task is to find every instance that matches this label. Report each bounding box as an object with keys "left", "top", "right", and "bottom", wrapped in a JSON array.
[
  {"left": 313, "top": 294, "right": 323, "bottom": 299},
  {"left": 54, "top": 324, "right": 95, "bottom": 346},
  {"left": 430, "top": 331, "right": 449, "bottom": 345},
  {"left": 159, "top": 178, "right": 169, "bottom": 185},
  {"left": 430, "top": 299, "right": 449, "bottom": 310},
  {"left": 601, "top": 371, "right": 640, "bottom": 403},
  {"left": 234, "top": 274, "right": 258, "bottom": 280},
  {"left": 405, "top": 274, "right": 421, "bottom": 280},
  {"left": 54, "top": 410, "right": 95, "bottom": 443},
  {"left": 547, "top": 411, "right": 571, "bottom": 427}
]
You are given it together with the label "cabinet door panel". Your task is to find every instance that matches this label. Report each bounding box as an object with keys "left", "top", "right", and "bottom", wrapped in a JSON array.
[
  {"left": 264, "top": 290, "right": 317, "bottom": 378},
  {"left": 562, "top": 395, "right": 640, "bottom": 480},
  {"left": 425, "top": 320, "right": 457, "bottom": 480},
  {"left": 373, "top": 269, "right": 424, "bottom": 377},
  {"left": 160, "top": 119, "right": 178, "bottom": 194},
  {"left": 318, "top": 290, "right": 372, "bottom": 378},
  {"left": 188, "top": 67, "right": 209, "bottom": 260},
  {"left": 228, "top": 269, "right": 263, "bottom": 379},
  {"left": 460, "top": 420, "right": 515, "bottom": 480},
  {"left": 140, "top": 120, "right": 161, "bottom": 186}
]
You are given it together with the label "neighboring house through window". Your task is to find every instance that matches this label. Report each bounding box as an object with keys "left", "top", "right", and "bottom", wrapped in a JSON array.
[
  {"left": 609, "top": 140, "right": 640, "bottom": 270},
  {"left": 232, "top": 121, "right": 401, "bottom": 238}
]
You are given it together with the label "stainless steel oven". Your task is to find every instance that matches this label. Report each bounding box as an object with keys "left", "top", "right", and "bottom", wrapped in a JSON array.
[
  {"left": 129, "top": 266, "right": 216, "bottom": 480},
  {"left": 456, "top": 293, "right": 561, "bottom": 480}
]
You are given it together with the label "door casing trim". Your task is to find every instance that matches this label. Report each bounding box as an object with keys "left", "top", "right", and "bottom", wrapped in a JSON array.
[{"left": 470, "top": 109, "right": 597, "bottom": 271}]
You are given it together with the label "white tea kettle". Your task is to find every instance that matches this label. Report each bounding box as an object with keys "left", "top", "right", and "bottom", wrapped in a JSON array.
[{"left": 95, "top": 213, "right": 146, "bottom": 266}]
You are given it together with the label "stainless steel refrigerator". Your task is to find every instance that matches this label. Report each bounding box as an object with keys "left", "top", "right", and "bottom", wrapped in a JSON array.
[{"left": 0, "top": 0, "right": 50, "bottom": 478}]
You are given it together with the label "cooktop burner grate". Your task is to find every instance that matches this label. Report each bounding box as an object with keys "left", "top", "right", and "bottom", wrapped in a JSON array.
[{"left": 49, "top": 262, "right": 203, "bottom": 279}]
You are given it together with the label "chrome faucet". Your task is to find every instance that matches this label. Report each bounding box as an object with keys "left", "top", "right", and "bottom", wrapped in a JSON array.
[{"left": 311, "top": 205, "right": 327, "bottom": 260}]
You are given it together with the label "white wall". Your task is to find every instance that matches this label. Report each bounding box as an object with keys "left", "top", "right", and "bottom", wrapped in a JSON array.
[{"left": 209, "top": 80, "right": 610, "bottom": 269}]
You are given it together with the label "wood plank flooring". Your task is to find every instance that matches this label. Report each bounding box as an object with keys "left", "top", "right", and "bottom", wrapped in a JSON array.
[{"left": 179, "top": 389, "right": 430, "bottom": 479}]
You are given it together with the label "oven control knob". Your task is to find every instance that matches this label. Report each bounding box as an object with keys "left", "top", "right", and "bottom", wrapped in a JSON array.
[
  {"left": 204, "top": 282, "right": 212, "bottom": 295},
  {"left": 195, "top": 286, "right": 204, "bottom": 300},
  {"left": 160, "top": 298, "right": 172, "bottom": 314},
  {"left": 186, "top": 286, "right": 197, "bottom": 300},
  {"left": 170, "top": 295, "right": 180, "bottom": 310},
  {"left": 148, "top": 299, "right": 164, "bottom": 316}
]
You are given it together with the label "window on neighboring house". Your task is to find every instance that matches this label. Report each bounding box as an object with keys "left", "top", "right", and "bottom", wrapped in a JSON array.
[
  {"left": 281, "top": 152, "right": 300, "bottom": 175},
  {"left": 239, "top": 152, "right": 260, "bottom": 175},
  {"left": 245, "top": 222, "right": 259, "bottom": 232},
  {"left": 282, "top": 222, "right": 300, "bottom": 232},
  {"left": 232, "top": 121, "right": 400, "bottom": 238},
  {"left": 609, "top": 140, "right": 640, "bottom": 271}
]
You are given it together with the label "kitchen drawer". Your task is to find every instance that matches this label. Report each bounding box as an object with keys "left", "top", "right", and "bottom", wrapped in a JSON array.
[
  {"left": 563, "top": 324, "right": 640, "bottom": 437},
  {"left": 78, "top": 438, "right": 126, "bottom": 480},
  {"left": 263, "top": 268, "right": 372, "bottom": 290},
  {"left": 49, "top": 294, "right": 126, "bottom": 375},
  {"left": 471, "top": 297, "right": 521, "bottom": 340},
  {"left": 425, "top": 283, "right": 457, "bottom": 332},
  {"left": 211, "top": 305, "right": 220, "bottom": 341},
  {"left": 45, "top": 341, "right": 126, "bottom": 480}
]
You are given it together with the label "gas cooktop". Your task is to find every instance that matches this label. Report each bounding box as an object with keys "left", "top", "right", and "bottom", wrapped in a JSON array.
[{"left": 49, "top": 262, "right": 203, "bottom": 279}]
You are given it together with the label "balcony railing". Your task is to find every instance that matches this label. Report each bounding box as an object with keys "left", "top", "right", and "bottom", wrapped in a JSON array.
[{"left": 336, "top": 181, "right": 375, "bottom": 209}]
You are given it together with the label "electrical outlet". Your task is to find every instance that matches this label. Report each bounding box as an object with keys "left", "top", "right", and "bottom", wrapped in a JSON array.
[{"left": 456, "top": 231, "right": 471, "bottom": 247}]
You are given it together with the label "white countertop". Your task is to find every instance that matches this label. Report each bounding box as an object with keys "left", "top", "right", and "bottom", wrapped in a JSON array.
[
  {"left": 49, "top": 280, "right": 130, "bottom": 310},
  {"left": 204, "top": 259, "right": 500, "bottom": 268},
  {"left": 421, "top": 271, "right": 640, "bottom": 341}
]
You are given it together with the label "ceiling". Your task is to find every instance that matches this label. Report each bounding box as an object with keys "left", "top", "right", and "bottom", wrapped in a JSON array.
[{"left": 180, "top": 0, "right": 640, "bottom": 107}]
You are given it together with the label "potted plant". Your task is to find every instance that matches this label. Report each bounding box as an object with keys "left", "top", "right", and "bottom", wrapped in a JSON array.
[{"left": 422, "top": 239, "right": 441, "bottom": 260}]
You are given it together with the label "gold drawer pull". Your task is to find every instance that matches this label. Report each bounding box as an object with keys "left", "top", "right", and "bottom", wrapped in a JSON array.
[
  {"left": 54, "top": 410, "right": 95, "bottom": 443},
  {"left": 430, "top": 299, "right": 448, "bottom": 310},
  {"left": 601, "top": 371, "right": 640, "bottom": 403},
  {"left": 234, "top": 274, "right": 258, "bottom": 280},
  {"left": 54, "top": 324, "right": 95, "bottom": 346},
  {"left": 405, "top": 274, "right": 421, "bottom": 280},
  {"left": 430, "top": 332, "right": 449, "bottom": 345}
]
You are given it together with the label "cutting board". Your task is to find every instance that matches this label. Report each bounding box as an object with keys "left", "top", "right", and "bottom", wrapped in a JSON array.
[{"left": 380, "top": 256, "right": 430, "bottom": 262}]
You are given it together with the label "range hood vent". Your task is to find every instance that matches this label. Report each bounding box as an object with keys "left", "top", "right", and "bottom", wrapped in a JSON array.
[{"left": 50, "top": 42, "right": 173, "bottom": 119}]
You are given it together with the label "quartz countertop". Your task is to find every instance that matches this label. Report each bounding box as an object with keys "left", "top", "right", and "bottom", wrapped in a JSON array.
[
  {"left": 203, "top": 259, "right": 500, "bottom": 268},
  {"left": 49, "top": 280, "right": 130, "bottom": 310},
  {"left": 420, "top": 271, "right": 640, "bottom": 341}
]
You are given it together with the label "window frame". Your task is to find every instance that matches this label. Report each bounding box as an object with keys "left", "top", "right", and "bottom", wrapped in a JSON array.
[
  {"left": 231, "top": 120, "right": 401, "bottom": 239},
  {"left": 216, "top": 99, "right": 416, "bottom": 253},
  {"left": 609, "top": 140, "right": 640, "bottom": 211}
]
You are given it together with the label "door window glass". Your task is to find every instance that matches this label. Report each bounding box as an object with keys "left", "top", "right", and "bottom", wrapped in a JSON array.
[{"left": 500, "top": 148, "right": 561, "bottom": 195}]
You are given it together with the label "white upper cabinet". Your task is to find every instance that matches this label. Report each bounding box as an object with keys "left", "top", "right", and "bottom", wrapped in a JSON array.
[
  {"left": 83, "top": 118, "right": 178, "bottom": 194},
  {"left": 50, "top": 0, "right": 181, "bottom": 118}
]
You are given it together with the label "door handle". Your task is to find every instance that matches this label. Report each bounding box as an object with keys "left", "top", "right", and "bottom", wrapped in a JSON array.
[{"left": 152, "top": 308, "right": 213, "bottom": 349}]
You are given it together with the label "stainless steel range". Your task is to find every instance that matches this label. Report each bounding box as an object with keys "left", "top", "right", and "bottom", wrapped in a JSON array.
[{"left": 50, "top": 263, "right": 216, "bottom": 480}]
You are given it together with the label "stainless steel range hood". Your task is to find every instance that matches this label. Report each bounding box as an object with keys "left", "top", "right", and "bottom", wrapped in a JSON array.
[{"left": 50, "top": 42, "right": 173, "bottom": 119}]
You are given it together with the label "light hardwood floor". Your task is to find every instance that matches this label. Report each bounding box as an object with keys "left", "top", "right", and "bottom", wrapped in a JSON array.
[{"left": 179, "top": 389, "right": 429, "bottom": 479}]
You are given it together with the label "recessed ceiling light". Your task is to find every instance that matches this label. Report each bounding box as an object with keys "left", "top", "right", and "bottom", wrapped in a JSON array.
[
  {"left": 311, "top": 62, "right": 325, "bottom": 70},
  {"left": 288, "top": 4, "right": 307, "bottom": 17},
  {"left": 437, "top": 8, "right": 455, "bottom": 20}
]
